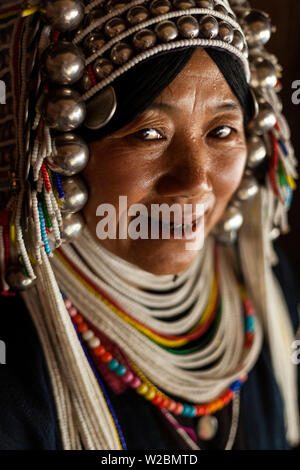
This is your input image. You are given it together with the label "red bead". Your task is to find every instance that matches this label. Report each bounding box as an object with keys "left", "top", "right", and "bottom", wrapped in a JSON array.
[
  {"left": 151, "top": 395, "right": 163, "bottom": 406},
  {"left": 243, "top": 299, "right": 255, "bottom": 316},
  {"left": 73, "top": 314, "right": 83, "bottom": 325},
  {"left": 93, "top": 345, "right": 106, "bottom": 357},
  {"left": 77, "top": 322, "right": 88, "bottom": 333},
  {"left": 159, "top": 398, "right": 169, "bottom": 408},
  {"left": 167, "top": 401, "right": 177, "bottom": 412},
  {"left": 245, "top": 332, "right": 254, "bottom": 348},
  {"left": 173, "top": 403, "right": 184, "bottom": 415},
  {"left": 196, "top": 405, "right": 206, "bottom": 416},
  {"left": 101, "top": 352, "right": 113, "bottom": 363}
]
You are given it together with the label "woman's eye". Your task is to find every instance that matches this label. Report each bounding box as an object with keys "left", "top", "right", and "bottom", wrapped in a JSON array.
[
  {"left": 208, "top": 126, "right": 235, "bottom": 139},
  {"left": 134, "top": 128, "right": 164, "bottom": 141}
]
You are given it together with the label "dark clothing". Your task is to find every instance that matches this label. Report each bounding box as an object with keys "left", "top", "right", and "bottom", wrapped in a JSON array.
[{"left": 0, "top": 244, "right": 299, "bottom": 450}]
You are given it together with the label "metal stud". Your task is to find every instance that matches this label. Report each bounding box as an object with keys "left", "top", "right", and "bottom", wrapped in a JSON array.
[
  {"left": 126, "top": 6, "right": 150, "bottom": 25},
  {"left": 231, "top": 29, "right": 244, "bottom": 51},
  {"left": 83, "top": 32, "right": 106, "bottom": 55},
  {"left": 199, "top": 15, "right": 219, "bottom": 39},
  {"left": 111, "top": 42, "right": 134, "bottom": 65},
  {"left": 43, "top": 87, "right": 86, "bottom": 132},
  {"left": 219, "top": 205, "right": 244, "bottom": 232},
  {"left": 60, "top": 176, "right": 88, "bottom": 213},
  {"left": 5, "top": 265, "right": 36, "bottom": 292},
  {"left": 244, "top": 10, "right": 272, "bottom": 48},
  {"left": 93, "top": 57, "right": 114, "bottom": 80},
  {"left": 133, "top": 29, "right": 157, "bottom": 50},
  {"left": 84, "top": 86, "right": 117, "bottom": 130},
  {"left": 214, "top": 4, "right": 228, "bottom": 16},
  {"left": 195, "top": 0, "right": 214, "bottom": 9},
  {"left": 42, "top": 41, "right": 85, "bottom": 85},
  {"left": 150, "top": 0, "right": 172, "bottom": 16},
  {"left": 155, "top": 20, "right": 178, "bottom": 42},
  {"left": 106, "top": 0, "right": 127, "bottom": 12},
  {"left": 235, "top": 175, "right": 259, "bottom": 202},
  {"left": 248, "top": 101, "right": 276, "bottom": 134},
  {"left": 250, "top": 57, "right": 277, "bottom": 90},
  {"left": 47, "top": 133, "right": 89, "bottom": 176},
  {"left": 247, "top": 135, "right": 267, "bottom": 168},
  {"left": 45, "top": 0, "right": 84, "bottom": 32},
  {"left": 173, "top": 0, "right": 196, "bottom": 9},
  {"left": 61, "top": 212, "right": 85, "bottom": 242},
  {"left": 218, "top": 21, "right": 234, "bottom": 43},
  {"left": 177, "top": 15, "right": 200, "bottom": 39},
  {"left": 104, "top": 17, "right": 127, "bottom": 38}
]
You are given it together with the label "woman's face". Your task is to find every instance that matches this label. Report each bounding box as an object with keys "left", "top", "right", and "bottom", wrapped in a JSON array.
[{"left": 82, "top": 49, "right": 247, "bottom": 275}]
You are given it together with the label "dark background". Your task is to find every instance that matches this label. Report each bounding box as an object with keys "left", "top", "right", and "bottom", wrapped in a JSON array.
[{"left": 251, "top": 0, "right": 300, "bottom": 281}]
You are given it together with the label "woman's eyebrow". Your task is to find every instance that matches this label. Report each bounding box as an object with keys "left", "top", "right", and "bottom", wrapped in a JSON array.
[{"left": 145, "top": 101, "right": 241, "bottom": 113}]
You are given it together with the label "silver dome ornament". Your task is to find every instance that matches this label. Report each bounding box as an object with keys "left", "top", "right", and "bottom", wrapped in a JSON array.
[
  {"left": 45, "top": 0, "right": 84, "bottom": 32},
  {"left": 173, "top": 0, "right": 196, "bottom": 9},
  {"left": 177, "top": 16, "right": 200, "bottom": 39},
  {"left": 43, "top": 88, "right": 86, "bottom": 132},
  {"left": 84, "top": 86, "right": 117, "bottom": 130},
  {"left": 219, "top": 205, "right": 244, "bottom": 232},
  {"left": 155, "top": 21, "right": 178, "bottom": 42},
  {"left": 5, "top": 265, "right": 36, "bottom": 292},
  {"left": 61, "top": 212, "right": 85, "bottom": 242},
  {"left": 150, "top": 0, "right": 172, "bottom": 16},
  {"left": 111, "top": 42, "right": 134, "bottom": 65},
  {"left": 235, "top": 175, "right": 259, "bottom": 202},
  {"left": 133, "top": 29, "right": 157, "bottom": 50},
  {"left": 244, "top": 10, "right": 272, "bottom": 48},
  {"left": 93, "top": 57, "right": 114, "bottom": 80},
  {"left": 83, "top": 32, "right": 106, "bottom": 55},
  {"left": 42, "top": 41, "right": 85, "bottom": 85},
  {"left": 250, "top": 57, "right": 277, "bottom": 90},
  {"left": 214, "top": 4, "right": 229, "bottom": 16},
  {"left": 231, "top": 29, "right": 244, "bottom": 51},
  {"left": 47, "top": 133, "right": 89, "bottom": 176},
  {"left": 199, "top": 16, "right": 219, "bottom": 39},
  {"left": 248, "top": 101, "right": 276, "bottom": 134},
  {"left": 246, "top": 135, "right": 267, "bottom": 169},
  {"left": 126, "top": 6, "right": 150, "bottom": 25},
  {"left": 218, "top": 22, "right": 234, "bottom": 43},
  {"left": 104, "top": 17, "right": 127, "bottom": 38},
  {"left": 195, "top": 0, "right": 214, "bottom": 9},
  {"left": 60, "top": 176, "right": 88, "bottom": 213}
]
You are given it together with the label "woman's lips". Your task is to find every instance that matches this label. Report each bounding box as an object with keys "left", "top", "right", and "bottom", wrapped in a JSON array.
[{"left": 147, "top": 213, "right": 206, "bottom": 240}]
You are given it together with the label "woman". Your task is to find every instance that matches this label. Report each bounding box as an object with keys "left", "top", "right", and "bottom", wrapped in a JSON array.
[{"left": 0, "top": 0, "right": 299, "bottom": 450}]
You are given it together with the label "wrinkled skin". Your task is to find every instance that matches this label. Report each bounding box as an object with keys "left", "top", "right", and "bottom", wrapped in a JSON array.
[{"left": 82, "top": 49, "right": 247, "bottom": 275}]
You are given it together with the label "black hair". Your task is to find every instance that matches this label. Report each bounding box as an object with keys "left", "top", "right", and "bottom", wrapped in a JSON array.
[{"left": 78, "top": 47, "right": 255, "bottom": 143}]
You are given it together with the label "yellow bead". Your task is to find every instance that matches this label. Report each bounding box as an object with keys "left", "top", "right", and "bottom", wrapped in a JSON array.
[
  {"left": 137, "top": 383, "right": 149, "bottom": 395},
  {"left": 145, "top": 388, "right": 156, "bottom": 400},
  {"left": 208, "top": 401, "right": 219, "bottom": 414}
]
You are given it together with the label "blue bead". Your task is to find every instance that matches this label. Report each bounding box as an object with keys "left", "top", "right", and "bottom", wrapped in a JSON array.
[
  {"left": 230, "top": 380, "right": 241, "bottom": 392},
  {"left": 182, "top": 404, "right": 195, "bottom": 417},
  {"left": 245, "top": 316, "right": 255, "bottom": 332},
  {"left": 108, "top": 359, "right": 119, "bottom": 371},
  {"left": 115, "top": 365, "right": 127, "bottom": 376}
]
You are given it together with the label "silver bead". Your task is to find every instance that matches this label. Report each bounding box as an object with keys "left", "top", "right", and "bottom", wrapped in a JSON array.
[
  {"left": 220, "top": 205, "right": 244, "bottom": 232},
  {"left": 104, "top": 17, "right": 127, "bottom": 38},
  {"left": 42, "top": 41, "right": 85, "bottom": 85},
  {"left": 235, "top": 175, "right": 259, "bottom": 202},
  {"left": 111, "top": 42, "right": 134, "bottom": 65},
  {"left": 93, "top": 57, "right": 114, "bottom": 80},
  {"left": 133, "top": 29, "right": 157, "bottom": 50},
  {"left": 248, "top": 101, "right": 276, "bottom": 134},
  {"left": 43, "top": 88, "right": 86, "bottom": 132},
  {"left": 47, "top": 133, "right": 89, "bottom": 176},
  {"left": 150, "top": 0, "right": 172, "bottom": 16},
  {"left": 195, "top": 0, "right": 214, "bottom": 8},
  {"left": 250, "top": 57, "right": 277, "bottom": 90},
  {"left": 84, "top": 86, "right": 117, "bottom": 130},
  {"left": 197, "top": 415, "right": 218, "bottom": 441},
  {"left": 126, "top": 6, "right": 150, "bottom": 25},
  {"left": 155, "top": 20, "right": 178, "bottom": 42},
  {"left": 45, "top": 0, "right": 84, "bottom": 32},
  {"left": 231, "top": 29, "right": 244, "bottom": 51},
  {"left": 106, "top": 0, "right": 127, "bottom": 12},
  {"left": 5, "top": 265, "right": 36, "bottom": 292},
  {"left": 218, "top": 21, "right": 234, "bottom": 43},
  {"left": 60, "top": 176, "right": 88, "bottom": 213},
  {"left": 177, "top": 15, "right": 200, "bottom": 39},
  {"left": 247, "top": 135, "right": 267, "bottom": 168},
  {"left": 199, "top": 15, "right": 219, "bottom": 39},
  {"left": 244, "top": 10, "right": 272, "bottom": 48},
  {"left": 79, "top": 71, "right": 93, "bottom": 92},
  {"left": 83, "top": 32, "right": 106, "bottom": 55},
  {"left": 61, "top": 212, "right": 84, "bottom": 242},
  {"left": 173, "top": 0, "right": 196, "bottom": 9},
  {"left": 214, "top": 4, "right": 228, "bottom": 16}
]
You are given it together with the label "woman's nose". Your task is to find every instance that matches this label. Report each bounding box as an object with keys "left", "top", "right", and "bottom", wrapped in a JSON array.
[{"left": 156, "top": 139, "right": 213, "bottom": 198}]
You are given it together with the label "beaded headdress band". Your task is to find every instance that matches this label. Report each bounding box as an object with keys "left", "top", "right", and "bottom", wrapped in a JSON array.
[{"left": 0, "top": 0, "right": 297, "bottom": 292}]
